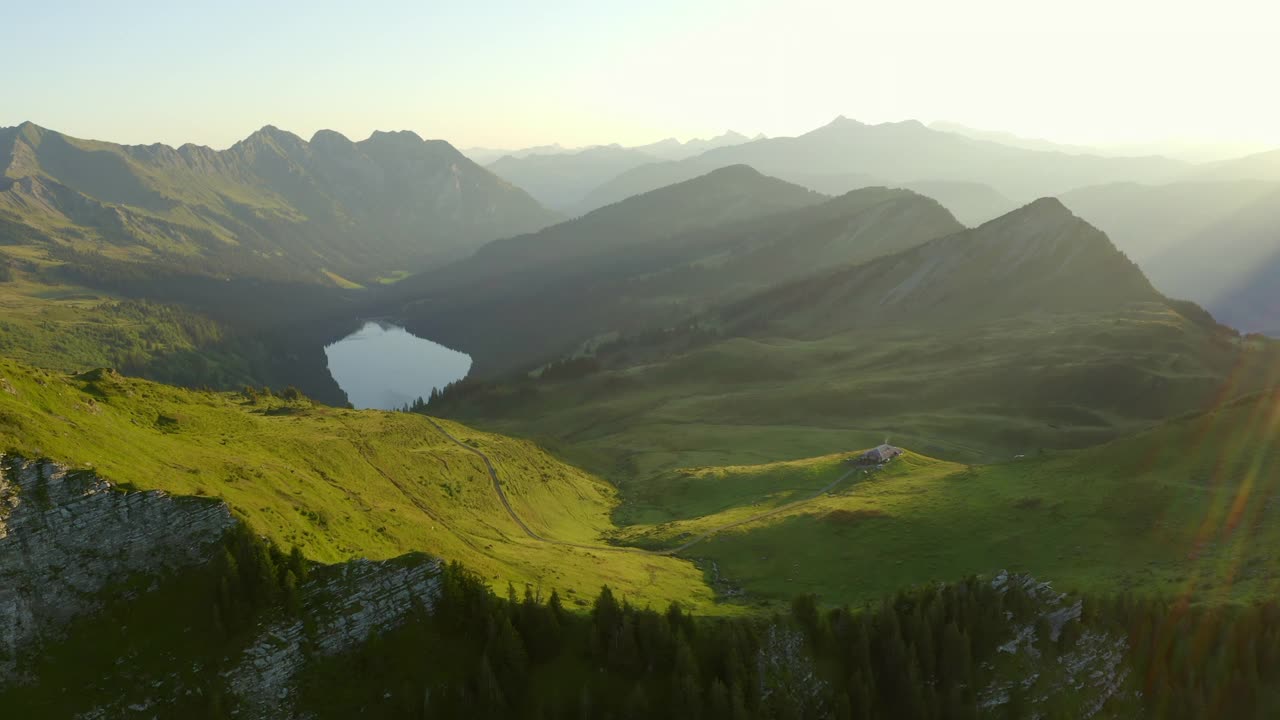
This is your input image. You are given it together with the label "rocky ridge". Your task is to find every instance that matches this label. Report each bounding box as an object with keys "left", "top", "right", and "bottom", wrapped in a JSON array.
[
  {"left": 0, "top": 455, "right": 235, "bottom": 680},
  {"left": 226, "top": 555, "right": 442, "bottom": 719}
]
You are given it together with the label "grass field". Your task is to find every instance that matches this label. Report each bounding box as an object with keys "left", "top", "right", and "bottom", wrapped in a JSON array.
[
  {"left": 6, "top": 307, "right": 1280, "bottom": 617},
  {"left": 0, "top": 359, "right": 714, "bottom": 610},
  {"left": 0, "top": 259, "right": 231, "bottom": 374},
  {"left": 444, "top": 306, "right": 1280, "bottom": 488},
  {"left": 598, "top": 390, "right": 1280, "bottom": 608}
]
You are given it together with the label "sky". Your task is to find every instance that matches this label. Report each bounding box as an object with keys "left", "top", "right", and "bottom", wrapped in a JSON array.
[{"left": 7, "top": 0, "right": 1280, "bottom": 151}]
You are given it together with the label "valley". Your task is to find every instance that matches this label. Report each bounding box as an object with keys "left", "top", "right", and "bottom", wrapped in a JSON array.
[{"left": 5, "top": 85, "right": 1280, "bottom": 716}]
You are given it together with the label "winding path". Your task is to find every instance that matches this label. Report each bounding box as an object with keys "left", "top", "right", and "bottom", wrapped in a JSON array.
[{"left": 425, "top": 416, "right": 862, "bottom": 556}]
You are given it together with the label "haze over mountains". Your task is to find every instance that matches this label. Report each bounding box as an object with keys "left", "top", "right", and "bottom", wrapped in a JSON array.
[
  {"left": 476, "top": 130, "right": 757, "bottom": 211},
  {"left": 7, "top": 107, "right": 1280, "bottom": 719},
  {"left": 571, "top": 117, "right": 1187, "bottom": 218},
  {"left": 395, "top": 165, "right": 962, "bottom": 374},
  {"left": 430, "top": 190, "right": 1261, "bottom": 472},
  {"left": 0, "top": 122, "right": 558, "bottom": 285},
  {"left": 931, "top": 121, "right": 1274, "bottom": 163},
  {"left": 1057, "top": 145, "right": 1280, "bottom": 335}
]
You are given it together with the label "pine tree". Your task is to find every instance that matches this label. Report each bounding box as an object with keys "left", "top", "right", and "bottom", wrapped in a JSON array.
[{"left": 707, "top": 678, "right": 731, "bottom": 719}]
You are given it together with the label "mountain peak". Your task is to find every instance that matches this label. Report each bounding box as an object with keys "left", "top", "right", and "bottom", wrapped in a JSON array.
[
  {"left": 701, "top": 163, "right": 763, "bottom": 181},
  {"left": 240, "top": 125, "right": 306, "bottom": 149},
  {"left": 978, "top": 196, "right": 1077, "bottom": 230},
  {"left": 13, "top": 121, "right": 48, "bottom": 143},
  {"left": 823, "top": 115, "right": 865, "bottom": 129},
  {"left": 311, "top": 128, "right": 352, "bottom": 143},
  {"left": 881, "top": 119, "right": 928, "bottom": 133},
  {"left": 365, "top": 129, "right": 424, "bottom": 145}
]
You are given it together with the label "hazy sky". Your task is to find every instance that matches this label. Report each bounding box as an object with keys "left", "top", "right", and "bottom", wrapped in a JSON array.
[{"left": 8, "top": 0, "right": 1280, "bottom": 150}]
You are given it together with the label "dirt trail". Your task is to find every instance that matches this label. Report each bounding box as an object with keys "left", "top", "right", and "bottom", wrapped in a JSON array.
[{"left": 425, "top": 416, "right": 861, "bottom": 556}]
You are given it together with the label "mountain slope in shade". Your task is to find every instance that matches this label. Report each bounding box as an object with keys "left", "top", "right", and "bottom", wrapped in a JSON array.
[
  {"left": 394, "top": 165, "right": 841, "bottom": 372},
  {"left": 1147, "top": 185, "right": 1280, "bottom": 335},
  {"left": 394, "top": 170, "right": 966, "bottom": 376},
  {"left": 414, "top": 165, "right": 825, "bottom": 290},
  {"left": 430, "top": 198, "right": 1265, "bottom": 483},
  {"left": 721, "top": 198, "right": 1162, "bottom": 338},
  {"left": 0, "top": 122, "right": 560, "bottom": 284},
  {"left": 1060, "top": 180, "right": 1280, "bottom": 334},
  {"left": 1060, "top": 180, "right": 1276, "bottom": 265},
  {"left": 577, "top": 117, "right": 1186, "bottom": 213}
]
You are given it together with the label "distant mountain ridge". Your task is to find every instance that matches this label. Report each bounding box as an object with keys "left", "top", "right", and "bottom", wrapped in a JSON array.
[
  {"left": 1060, "top": 179, "right": 1280, "bottom": 335},
  {"left": 486, "top": 145, "right": 661, "bottom": 211},
  {"left": 480, "top": 130, "right": 758, "bottom": 211},
  {"left": 578, "top": 117, "right": 1187, "bottom": 217},
  {"left": 0, "top": 122, "right": 560, "bottom": 285}
]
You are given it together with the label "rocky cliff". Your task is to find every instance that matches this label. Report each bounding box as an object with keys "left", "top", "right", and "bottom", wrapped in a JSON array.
[
  {"left": 226, "top": 555, "right": 441, "bottom": 718},
  {"left": 0, "top": 454, "right": 442, "bottom": 718},
  {"left": 0, "top": 455, "right": 235, "bottom": 680}
]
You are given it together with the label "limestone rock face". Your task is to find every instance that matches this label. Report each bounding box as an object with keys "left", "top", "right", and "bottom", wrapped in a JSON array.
[
  {"left": 1, "top": 454, "right": 443, "bottom": 717},
  {"left": 0, "top": 456, "right": 235, "bottom": 680},
  {"left": 227, "top": 556, "right": 442, "bottom": 718}
]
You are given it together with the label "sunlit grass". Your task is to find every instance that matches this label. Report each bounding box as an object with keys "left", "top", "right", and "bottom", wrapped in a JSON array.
[{"left": 0, "top": 359, "right": 716, "bottom": 611}]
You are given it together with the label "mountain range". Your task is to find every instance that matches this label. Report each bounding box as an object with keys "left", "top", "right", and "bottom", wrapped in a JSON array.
[
  {"left": 0, "top": 122, "right": 559, "bottom": 285},
  {"left": 425, "top": 189, "right": 1265, "bottom": 482},
  {"left": 575, "top": 117, "right": 1188, "bottom": 218},
  {"left": 930, "top": 120, "right": 1273, "bottom": 162},
  {"left": 1061, "top": 176, "right": 1280, "bottom": 334},
  {"left": 8, "top": 112, "right": 1280, "bottom": 719},
  {"left": 393, "top": 166, "right": 965, "bottom": 374},
  {"left": 479, "top": 130, "right": 757, "bottom": 210}
]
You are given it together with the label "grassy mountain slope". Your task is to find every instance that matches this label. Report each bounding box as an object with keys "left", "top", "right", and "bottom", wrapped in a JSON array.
[
  {"left": 0, "top": 358, "right": 712, "bottom": 609},
  {"left": 394, "top": 166, "right": 836, "bottom": 373},
  {"left": 0, "top": 122, "right": 559, "bottom": 285},
  {"left": 429, "top": 200, "right": 1276, "bottom": 486},
  {"left": 608, "top": 385, "right": 1280, "bottom": 607},
  {"left": 578, "top": 117, "right": 1186, "bottom": 212},
  {"left": 395, "top": 173, "right": 965, "bottom": 377},
  {"left": 719, "top": 198, "right": 1159, "bottom": 336}
]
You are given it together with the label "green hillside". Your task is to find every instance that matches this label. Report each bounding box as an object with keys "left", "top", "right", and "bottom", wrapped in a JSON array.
[
  {"left": 425, "top": 200, "right": 1278, "bottom": 510},
  {"left": 604, "top": 386, "right": 1280, "bottom": 608},
  {"left": 0, "top": 122, "right": 559, "bottom": 285},
  {"left": 395, "top": 170, "right": 961, "bottom": 375},
  {"left": 0, "top": 358, "right": 712, "bottom": 609}
]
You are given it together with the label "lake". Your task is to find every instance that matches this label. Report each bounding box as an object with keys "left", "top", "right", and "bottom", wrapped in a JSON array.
[{"left": 324, "top": 321, "right": 472, "bottom": 410}]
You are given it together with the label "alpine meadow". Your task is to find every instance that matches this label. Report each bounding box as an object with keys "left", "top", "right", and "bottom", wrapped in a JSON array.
[{"left": 6, "top": 2, "right": 1280, "bottom": 718}]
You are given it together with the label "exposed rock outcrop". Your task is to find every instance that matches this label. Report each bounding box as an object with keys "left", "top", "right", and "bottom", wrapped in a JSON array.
[
  {"left": 0, "top": 455, "right": 235, "bottom": 680},
  {"left": 226, "top": 555, "right": 442, "bottom": 719},
  {"left": 981, "top": 570, "right": 1132, "bottom": 718}
]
